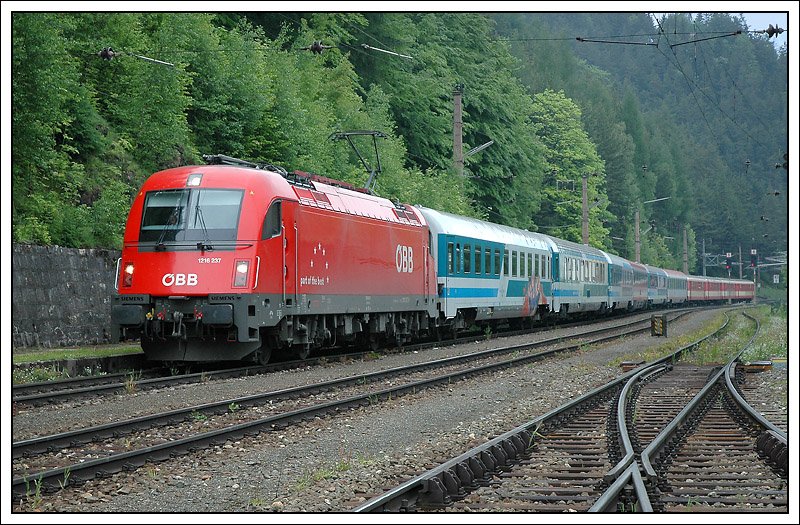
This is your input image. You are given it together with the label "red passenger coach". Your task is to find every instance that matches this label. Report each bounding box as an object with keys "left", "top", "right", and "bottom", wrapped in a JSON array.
[
  {"left": 112, "top": 156, "right": 437, "bottom": 364},
  {"left": 687, "top": 275, "right": 706, "bottom": 302}
]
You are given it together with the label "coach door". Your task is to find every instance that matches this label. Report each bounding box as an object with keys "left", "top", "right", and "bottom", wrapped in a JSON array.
[{"left": 441, "top": 235, "right": 456, "bottom": 318}]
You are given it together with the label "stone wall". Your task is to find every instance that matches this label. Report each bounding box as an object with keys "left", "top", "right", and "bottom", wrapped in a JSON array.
[{"left": 12, "top": 244, "right": 121, "bottom": 349}]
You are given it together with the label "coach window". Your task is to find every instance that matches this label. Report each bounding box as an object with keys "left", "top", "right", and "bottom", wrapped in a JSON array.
[
  {"left": 494, "top": 249, "right": 501, "bottom": 276},
  {"left": 455, "top": 243, "right": 462, "bottom": 274},
  {"left": 474, "top": 244, "right": 482, "bottom": 274},
  {"left": 464, "top": 244, "right": 472, "bottom": 274},
  {"left": 511, "top": 250, "right": 518, "bottom": 277},
  {"left": 527, "top": 253, "right": 532, "bottom": 278},
  {"left": 261, "top": 200, "right": 282, "bottom": 239},
  {"left": 485, "top": 248, "right": 491, "bottom": 275},
  {"left": 503, "top": 249, "right": 509, "bottom": 276}
]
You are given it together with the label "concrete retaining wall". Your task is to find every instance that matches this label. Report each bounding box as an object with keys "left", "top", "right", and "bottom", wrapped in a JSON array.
[{"left": 12, "top": 244, "right": 121, "bottom": 349}]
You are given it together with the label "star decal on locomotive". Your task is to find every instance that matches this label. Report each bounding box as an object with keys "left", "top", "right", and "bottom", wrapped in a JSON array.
[{"left": 303, "top": 242, "right": 331, "bottom": 286}]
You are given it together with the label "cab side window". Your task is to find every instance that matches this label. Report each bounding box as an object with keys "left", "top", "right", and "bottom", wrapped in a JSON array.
[{"left": 261, "top": 200, "right": 282, "bottom": 239}]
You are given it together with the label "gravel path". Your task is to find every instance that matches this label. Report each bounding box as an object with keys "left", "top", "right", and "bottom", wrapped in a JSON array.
[{"left": 12, "top": 307, "right": 773, "bottom": 514}]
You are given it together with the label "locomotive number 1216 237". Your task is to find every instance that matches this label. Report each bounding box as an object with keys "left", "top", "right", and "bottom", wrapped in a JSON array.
[{"left": 198, "top": 257, "right": 222, "bottom": 264}]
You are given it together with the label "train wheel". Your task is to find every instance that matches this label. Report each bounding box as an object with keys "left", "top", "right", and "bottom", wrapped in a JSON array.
[
  {"left": 255, "top": 346, "right": 272, "bottom": 366},
  {"left": 294, "top": 344, "right": 310, "bottom": 360},
  {"left": 369, "top": 334, "right": 381, "bottom": 353}
]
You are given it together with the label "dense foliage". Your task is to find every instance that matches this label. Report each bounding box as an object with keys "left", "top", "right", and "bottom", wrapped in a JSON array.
[{"left": 11, "top": 12, "right": 787, "bottom": 276}]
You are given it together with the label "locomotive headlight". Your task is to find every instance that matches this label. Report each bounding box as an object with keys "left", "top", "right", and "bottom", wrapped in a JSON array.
[
  {"left": 186, "top": 173, "right": 203, "bottom": 187},
  {"left": 123, "top": 262, "right": 134, "bottom": 287},
  {"left": 233, "top": 260, "right": 250, "bottom": 287}
]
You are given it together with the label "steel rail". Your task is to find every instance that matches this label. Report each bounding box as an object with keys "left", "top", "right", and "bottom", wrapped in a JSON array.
[
  {"left": 12, "top": 366, "right": 163, "bottom": 398},
  {"left": 13, "top": 307, "right": 686, "bottom": 405},
  {"left": 354, "top": 310, "right": 733, "bottom": 512},
  {"left": 11, "top": 314, "right": 685, "bottom": 458},
  {"left": 13, "top": 312, "right": 676, "bottom": 459},
  {"left": 723, "top": 313, "right": 787, "bottom": 475},
  {"left": 603, "top": 363, "right": 668, "bottom": 484},
  {"left": 640, "top": 312, "right": 759, "bottom": 482},
  {"left": 11, "top": 311, "right": 692, "bottom": 497},
  {"left": 589, "top": 462, "right": 653, "bottom": 512}
]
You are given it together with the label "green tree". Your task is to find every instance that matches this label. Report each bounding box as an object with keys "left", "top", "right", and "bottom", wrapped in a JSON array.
[{"left": 529, "top": 90, "right": 610, "bottom": 247}]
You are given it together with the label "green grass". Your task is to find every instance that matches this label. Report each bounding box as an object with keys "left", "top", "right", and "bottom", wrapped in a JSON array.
[
  {"left": 756, "top": 285, "right": 788, "bottom": 304},
  {"left": 684, "top": 313, "right": 754, "bottom": 366},
  {"left": 12, "top": 344, "right": 142, "bottom": 365},
  {"left": 608, "top": 311, "right": 729, "bottom": 368},
  {"left": 741, "top": 306, "right": 788, "bottom": 362},
  {"left": 13, "top": 365, "right": 72, "bottom": 384}
]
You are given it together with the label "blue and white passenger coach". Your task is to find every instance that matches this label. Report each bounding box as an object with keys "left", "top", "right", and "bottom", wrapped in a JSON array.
[
  {"left": 544, "top": 236, "right": 610, "bottom": 316},
  {"left": 416, "top": 206, "right": 554, "bottom": 328},
  {"left": 604, "top": 251, "right": 636, "bottom": 312}
]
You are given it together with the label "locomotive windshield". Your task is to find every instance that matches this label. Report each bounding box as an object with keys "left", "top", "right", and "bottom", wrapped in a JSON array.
[{"left": 139, "top": 188, "right": 244, "bottom": 245}]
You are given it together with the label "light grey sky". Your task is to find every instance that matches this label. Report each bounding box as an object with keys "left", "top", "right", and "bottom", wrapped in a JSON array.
[{"left": 740, "top": 12, "right": 788, "bottom": 49}]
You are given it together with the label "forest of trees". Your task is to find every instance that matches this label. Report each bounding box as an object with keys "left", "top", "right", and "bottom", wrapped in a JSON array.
[{"left": 11, "top": 12, "right": 788, "bottom": 276}]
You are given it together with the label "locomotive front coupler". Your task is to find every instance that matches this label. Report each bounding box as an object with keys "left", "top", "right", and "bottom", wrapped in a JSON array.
[{"left": 171, "top": 311, "right": 187, "bottom": 339}]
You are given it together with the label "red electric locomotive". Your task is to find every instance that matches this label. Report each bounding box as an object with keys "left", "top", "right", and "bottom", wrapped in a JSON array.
[{"left": 112, "top": 155, "right": 437, "bottom": 363}]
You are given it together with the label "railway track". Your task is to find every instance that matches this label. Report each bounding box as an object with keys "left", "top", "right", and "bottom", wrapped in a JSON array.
[
  {"left": 12, "top": 307, "right": 698, "bottom": 407},
  {"left": 11, "top": 309, "right": 694, "bottom": 499},
  {"left": 353, "top": 311, "right": 788, "bottom": 513}
]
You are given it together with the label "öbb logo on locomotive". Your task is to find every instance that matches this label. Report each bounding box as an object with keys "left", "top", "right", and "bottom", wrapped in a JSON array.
[
  {"left": 161, "top": 273, "right": 198, "bottom": 287},
  {"left": 396, "top": 244, "right": 414, "bottom": 273}
]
